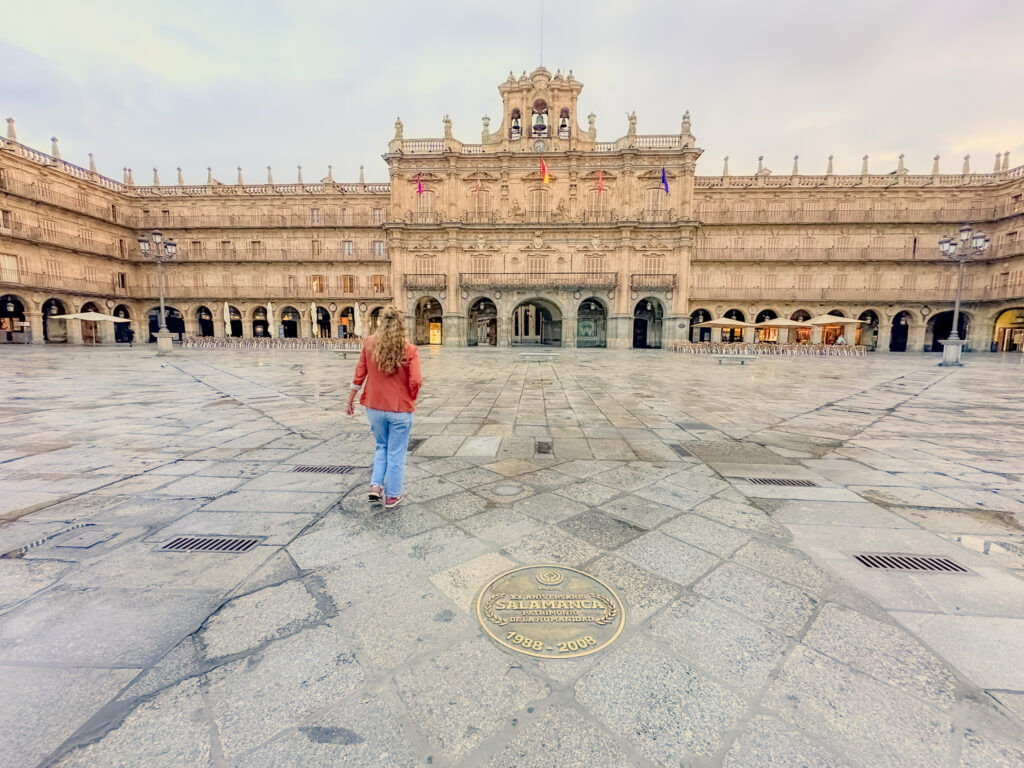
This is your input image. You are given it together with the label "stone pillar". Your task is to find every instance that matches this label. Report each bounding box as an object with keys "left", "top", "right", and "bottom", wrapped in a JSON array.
[
  {"left": 742, "top": 326, "right": 757, "bottom": 344},
  {"left": 876, "top": 322, "right": 892, "bottom": 352},
  {"left": 497, "top": 314, "right": 511, "bottom": 346},
  {"left": 810, "top": 325, "right": 823, "bottom": 344},
  {"left": 66, "top": 318, "right": 83, "bottom": 345},
  {"left": 778, "top": 327, "right": 791, "bottom": 345},
  {"left": 98, "top": 321, "right": 116, "bottom": 345},
  {"left": 242, "top": 312, "right": 253, "bottom": 339},
  {"left": 213, "top": 315, "right": 226, "bottom": 338},
  {"left": 563, "top": 314, "right": 577, "bottom": 348},
  {"left": 132, "top": 316, "right": 149, "bottom": 344},
  {"left": 183, "top": 314, "right": 199, "bottom": 338},
  {"left": 908, "top": 322, "right": 927, "bottom": 353},
  {"left": 299, "top": 313, "right": 312, "bottom": 338},
  {"left": 28, "top": 312, "right": 44, "bottom": 344},
  {"left": 965, "top": 313, "right": 990, "bottom": 354},
  {"left": 443, "top": 314, "right": 466, "bottom": 346},
  {"left": 606, "top": 316, "right": 631, "bottom": 349},
  {"left": 842, "top": 323, "right": 859, "bottom": 345},
  {"left": 710, "top": 326, "right": 723, "bottom": 343}
]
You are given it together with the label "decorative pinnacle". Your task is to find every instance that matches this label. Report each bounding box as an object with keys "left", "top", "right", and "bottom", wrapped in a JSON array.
[
  {"left": 50, "top": 137, "right": 61, "bottom": 160},
  {"left": 1003, "top": 151, "right": 1010, "bottom": 171},
  {"left": 756, "top": 155, "right": 764, "bottom": 173},
  {"left": 237, "top": 166, "right": 244, "bottom": 185},
  {"left": 325, "top": 164, "right": 334, "bottom": 183},
  {"left": 897, "top": 153, "right": 905, "bottom": 174},
  {"left": 791, "top": 155, "right": 799, "bottom": 175},
  {"left": 5, "top": 118, "right": 15, "bottom": 141},
  {"left": 88, "top": 153, "right": 97, "bottom": 173},
  {"left": 152, "top": 168, "right": 160, "bottom": 186},
  {"left": 826, "top": 155, "right": 834, "bottom": 175},
  {"left": 861, "top": 155, "right": 869, "bottom": 175},
  {"left": 994, "top": 153, "right": 1002, "bottom": 173},
  {"left": 177, "top": 167, "right": 184, "bottom": 186},
  {"left": 297, "top": 165, "right": 303, "bottom": 184},
  {"left": 359, "top": 165, "right": 365, "bottom": 184},
  {"left": 207, "top": 167, "right": 214, "bottom": 184},
  {"left": 722, "top": 156, "right": 729, "bottom": 176},
  {"left": 267, "top": 165, "right": 274, "bottom": 185},
  {"left": 932, "top": 155, "right": 940, "bottom": 174},
  {"left": 127, "top": 168, "right": 135, "bottom": 186},
  {"left": 962, "top": 154, "right": 970, "bottom": 174}
]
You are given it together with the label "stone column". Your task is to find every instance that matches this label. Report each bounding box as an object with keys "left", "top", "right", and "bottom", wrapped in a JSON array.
[
  {"left": 213, "top": 315, "right": 226, "bottom": 338},
  {"left": 443, "top": 314, "right": 466, "bottom": 346},
  {"left": 843, "top": 323, "right": 859, "bottom": 345},
  {"left": 710, "top": 326, "right": 723, "bottom": 343},
  {"left": 907, "top": 322, "right": 927, "bottom": 353},
  {"left": 965, "top": 313, "right": 990, "bottom": 354},
  {"left": 743, "top": 326, "right": 757, "bottom": 344},
  {"left": 778, "top": 327, "right": 791, "bottom": 345},
  {"left": 28, "top": 312, "right": 44, "bottom": 344},
  {"left": 66, "top": 318, "right": 83, "bottom": 345},
  {"left": 562, "top": 314, "right": 576, "bottom": 348},
  {"left": 497, "top": 314, "right": 511, "bottom": 346},
  {"left": 299, "top": 313, "right": 312, "bottom": 338},
  {"left": 98, "top": 321, "right": 116, "bottom": 345},
  {"left": 810, "top": 325, "right": 823, "bottom": 344},
  {"left": 606, "top": 316, "right": 631, "bottom": 349},
  {"left": 876, "top": 322, "right": 892, "bottom": 352}
]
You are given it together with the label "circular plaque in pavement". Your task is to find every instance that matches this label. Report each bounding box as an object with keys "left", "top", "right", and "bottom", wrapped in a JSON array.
[{"left": 476, "top": 565, "right": 625, "bottom": 659}]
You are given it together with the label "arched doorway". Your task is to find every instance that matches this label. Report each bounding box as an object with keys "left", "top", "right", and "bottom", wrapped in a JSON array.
[
  {"left": 632, "top": 298, "right": 664, "bottom": 348},
  {"left": 195, "top": 306, "right": 214, "bottom": 337},
  {"left": 858, "top": 310, "right": 879, "bottom": 350},
  {"left": 415, "top": 297, "right": 444, "bottom": 345},
  {"left": 80, "top": 302, "right": 101, "bottom": 344},
  {"left": 722, "top": 308, "right": 746, "bottom": 343},
  {"left": 755, "top": 309, "right": 778, "bottom": 342},
  {"left": 890, "top": 311, "right": 912, "bottom": 351},
  {"left": 1, "top": 294, "right": 27, "bottom": 343},
  {"left": 791, "top": 309, "right": 812, "bottom": 344},
  {"left": 819, "top": 310, "right": 847, "bottom": 345},
  {"left": 43, "top": 298, "right": 67, "bottom": 343},
  {"left": 576, "top": 298, "right": 607, "bottom": 348},
  {"left": 280, "top": 306, "right": 300, "bottom": 338},
  {"left": 252, "top": 307, "right": 270, "bottom": 337},
  {"left": 369, "top": 307, "right": 383, "bottom": 334},
  {"left": 338, "top": 306, "right": 355, "bottom": 338},
  {"left": 148, "top": 306, "right": 184, "bottom": 343},
  {"left": 227, "top": 306, "right": 242, "bottom": 337},
  {"left": 468, "top": 298, "right": 497, "bottom": 347},
  {"left": 512, "top": 298, "right": 562, "bottom": 346},
  {"left": 690, "top": 308, "right": 711, "bottom": 342},
  {"left": 315, "top": 306, "right": 332, "bottom": 338},
  {"left": 113, "top": 305, "right": 132, "bottom": 343},
  {"left": 926, "top": 311, "right": 969, "bottom": 352},
  {"left": 993, "top": 308, "right": 1024, "bottom": 352}
]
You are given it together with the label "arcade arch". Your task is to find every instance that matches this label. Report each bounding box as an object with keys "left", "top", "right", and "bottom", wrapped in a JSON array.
[
  {"left": 468, "top": 297, "right": 497, "bottom": 347},
  {"left": 512, "top": 298, "right": 562, "bottom": 346},
  {"left": 415, "top": 297, "right": 444, "bottom": 345},
  {"left": 993, "top": 307, "right": 1024, "bottom": 352},
  {"left": 632, "top": 297, "right": 664, "bottom": 348},
  {"left": 576, "top": 297, "right": 608, "bottom": 348}
]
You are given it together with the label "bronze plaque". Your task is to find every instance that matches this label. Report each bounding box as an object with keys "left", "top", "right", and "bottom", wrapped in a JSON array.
[{"left": 476, "top": 565, "right": 625, "bottom": 659}]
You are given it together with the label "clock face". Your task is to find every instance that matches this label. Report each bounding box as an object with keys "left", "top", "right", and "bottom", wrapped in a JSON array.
[{"left": 533, "top": 139, "right": 546, "bottom": 153}]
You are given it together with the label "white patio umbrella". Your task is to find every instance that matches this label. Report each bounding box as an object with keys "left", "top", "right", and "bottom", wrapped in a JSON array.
[
  {"left": 49, "top": 311, "right": 130, "bottom": 323},
  {"left": 692, "top": 318, "right": 757, "bottom": 328},
  {"left": 755, "top": 317, "right": 813, "bottom": 328},
  {"left": 222, "top": 301, "right": 230, "bottom": 327},
  {"left": 807, "top": 314, "right": 865, "bottom": 325},
  {"left": 310, "top": 302, "right": 318, "bottom": 338}
]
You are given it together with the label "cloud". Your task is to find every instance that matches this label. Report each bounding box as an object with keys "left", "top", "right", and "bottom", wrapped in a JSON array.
[{"left": 2, "top": 0, "right": 1022, "bottom": 181}]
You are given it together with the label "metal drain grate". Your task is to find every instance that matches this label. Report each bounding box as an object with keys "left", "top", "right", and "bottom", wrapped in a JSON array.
[
  {"left": 408, "top": 437, "right": 426, "bottom": 452},
  {"left": 291, "top": 465, "right": 359, "bottom": 475},
  {"left": 854, "top": 553, "right": 969, "bottom": 573},
  {"left": 668, "top": 443, "right": 692, "bottom": 458},
  {"left": 160, "top": 536, "right": 263, "bottom": 553},
  {"left": 535, "top": 440, "right": 553, "bottom": 455},
  {"left": 739, "top": 477, "right": 819, "bottom": 487}
]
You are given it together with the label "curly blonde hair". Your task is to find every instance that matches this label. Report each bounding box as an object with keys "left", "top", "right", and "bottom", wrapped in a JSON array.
[{"left": 371, "top": 306, "right": 408, "bottom": 375}]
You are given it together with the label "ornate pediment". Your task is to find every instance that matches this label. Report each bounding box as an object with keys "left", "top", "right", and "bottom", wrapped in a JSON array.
[
  {"left": 459, "top": 171, "right": 500, "bottom": 182},
  {"left": 581, "top": 170, "right": 617, "bottom": 182},
  {"left": 522, "top": 170, "right": 558, "bottom": 183},
  {"left": 637, "top": 168, "right": 675, "bottom": 181}
]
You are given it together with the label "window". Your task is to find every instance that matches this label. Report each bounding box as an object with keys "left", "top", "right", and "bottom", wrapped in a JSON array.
[
  {"left": 109, "top": 203, "right": 118, "bottom": 222},
  {"left": 0, "top": 168, "right": 6, "bottom": 189},
  {"left": 901, "top": 273, "right": 917, "bottom": 290},
  {"left": 372, "top": 240, "right": 385, "bottom": 257},
  {"left": 644, "top": 188, "right": 666, "bottom": 220},
  {"left": 528, "top": 189, "right": 548, "bottom": 216},
  {"left": 730, "top": 273, "right": 744, "bottom": 289},
  {"left": 79, "top": 228, "right": 93, "bottom": 242},
  {"left": 310, "top": 207, "right": 322, "bottom": 225},
  {"left": 311, "top": 239, "right": 321, "bottom": 257},
  {"left": 763, "top": 273, "right": 777, "bottom": 290},
  {"left": 0, "top": 254, "right": 19, "bottom": 282},
  {"left": 415, "top": 255, "right": 435, "bottom": 273},
  {"left": 161, "top": 209, "right": 170, "bottom": 225},
  {"left": 797, "top": 273, "right": 812, "bottom": 291},
  {"left": 584, "top": 254, "right": 604, "bottom": 273},
  {"left": 417, "top": 191, "right": 435, "bottom": 221},
  {"left": 1, "top": 209, "right": 12, "bottom": 229},
  {"left": 372, "top": 274, "right": 388, "bottom": 294},
  {"left": 118, "top": 239, "right": 127, "bottom": 257},
  {"left": 40, "top": 219, "right": 58, "bottom": 238},
  {"left": 83, "top": 266, "right": 98, "bottom": 282},
  {"left": 1012, "top": 195, "right": 1022, "bottom": 214},
  {"left": 343, "top": 240, "right": 353, "bottom": 256},
  {"left": 472, "top": 189, "right": 490, "bottom": 218},
  {"left": 251, "top": 273, "right": 266, "bottom": 289},
  {"left": 866, "top": 273, "right": 881, "bottom": 291},
  {"left": 190, "top": 240, "right": 203, "bottom": 256},
  {"left": 587, "top": 189, "right": 606, "bottom": 219},
  {"left": 310, "top": 275, "right": 326, "bottom": 293},
  {"left": 45, "top": 259, "right": 62, "bottom": 278},
  {"left": 249, "top": 240, "right": 264, "bottom": 256},
  {"left": 372, "top": 207, "right": 385, "bottom": 224},
  {"left": 342, "top": 275, "right": 355, "bottom": 293},
  {"left": 642, "top": 255, "right": 663, "bottom": 274},
  {"left": 527, "top": 254, "right": 547, "bottom": 273},
  {"left": 471, "top": 255, "right": 491, "bottom": 273},
  {"left": 286, "top": 274, "right": 296, "bottom": 290},
  {"left": 220, "top": 240, "right": 232, "bottom": 254},
  {"left": 117, "top": 272, "right": 127, "bottom": 289},
  {"left": 832, "top": 274, "right": 848, "bottom": 290}
]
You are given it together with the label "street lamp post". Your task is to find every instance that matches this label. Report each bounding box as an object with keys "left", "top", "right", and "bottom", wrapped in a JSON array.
[
  {"left": 138, "top": 229, "right": 177, "bottom": 355},
  {"left": 937, "top": 223, "right": 989, "bottom": 366}
]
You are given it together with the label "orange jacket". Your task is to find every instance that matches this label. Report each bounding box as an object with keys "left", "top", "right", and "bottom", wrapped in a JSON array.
[{"left": 353, "top": 339, "right": 422, "bottom": 412}]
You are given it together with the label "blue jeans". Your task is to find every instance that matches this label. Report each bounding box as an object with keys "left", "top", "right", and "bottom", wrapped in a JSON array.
[{"left": 366, "top": 408, "right": 413, "bottom": 497}]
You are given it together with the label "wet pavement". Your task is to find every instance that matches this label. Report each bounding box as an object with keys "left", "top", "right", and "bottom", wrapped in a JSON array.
[{"left": 2, "top": 345, "right": 1023, "bottom": 767}]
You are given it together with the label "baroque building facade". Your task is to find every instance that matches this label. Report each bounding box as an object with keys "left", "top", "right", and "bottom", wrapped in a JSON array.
[{"left": 2, "top": 66, "right": 1023, "bottom": 352}]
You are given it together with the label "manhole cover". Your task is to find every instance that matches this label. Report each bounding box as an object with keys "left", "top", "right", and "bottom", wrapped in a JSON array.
[
  {"left": 476, "top": 565, "right": 625, "bottom": 659},
  {"left": 535, "top": 440, "right": 553, "bottom": 455},
  {"left": 490, "top": 484, "right": 525, "bottom": 497}
]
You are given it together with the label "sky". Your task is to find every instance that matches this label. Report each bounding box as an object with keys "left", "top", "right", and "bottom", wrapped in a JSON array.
[{"left": 2, "top": 0, "right": 1022, "bottom": 184}]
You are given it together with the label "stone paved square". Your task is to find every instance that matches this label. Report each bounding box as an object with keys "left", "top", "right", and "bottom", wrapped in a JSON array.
[{"left": 2, "top": 347, "right": 1024, "bottom": 767}]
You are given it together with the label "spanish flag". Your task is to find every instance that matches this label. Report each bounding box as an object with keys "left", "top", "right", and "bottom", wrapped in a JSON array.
[{"left": 541, "top": 158, "right": 549, "bottom": 184}]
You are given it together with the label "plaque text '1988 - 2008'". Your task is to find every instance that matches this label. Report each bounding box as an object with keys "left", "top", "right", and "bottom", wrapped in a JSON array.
[{"left": 475, "top": 565, "right": 626, "bottom": 659}]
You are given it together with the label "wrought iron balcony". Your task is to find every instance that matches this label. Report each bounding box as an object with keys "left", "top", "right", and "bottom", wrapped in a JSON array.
[
  {"left": 403, "top": 273, "right": 447, "bottom": 290},
  {"left": 630, "top": 274, "right": 677, "bottom": 290},
  {"left": 459, "top": 272, "right": 618, "bottom": 289}
]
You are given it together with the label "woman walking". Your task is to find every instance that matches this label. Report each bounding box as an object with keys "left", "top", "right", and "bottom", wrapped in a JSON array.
[{"left": 346, "top": 306, "right": 422, "bottom": 509}]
